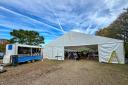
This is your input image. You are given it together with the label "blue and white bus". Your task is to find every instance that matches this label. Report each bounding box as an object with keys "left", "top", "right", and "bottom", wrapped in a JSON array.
[{"left": 3, "top": 44, "right": 43, "bottom": 64}]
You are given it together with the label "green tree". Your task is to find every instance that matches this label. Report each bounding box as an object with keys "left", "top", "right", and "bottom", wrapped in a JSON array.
[
  {"left": 10, "top": 29, "right": 44, "bottom": 45},
  {"left": 96, "top": 9, "right": 128, "bottom": 57},
  {"left": 96, "top": 9, "right": 128, "bottom": 41},
  {"left": 0, "top": 39, "right": 10, "bottom": 52},
  {"left": 0, "top": 45, "right": 5, "bottom": 52}
]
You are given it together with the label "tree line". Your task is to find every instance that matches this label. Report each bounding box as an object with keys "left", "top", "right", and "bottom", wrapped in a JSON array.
[{"left": 96, "top": 9, "right": 128, "bottom": 57}]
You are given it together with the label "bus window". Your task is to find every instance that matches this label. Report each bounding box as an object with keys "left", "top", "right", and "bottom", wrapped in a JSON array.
[
  {"left": 18, "top": 47, "right": 31, "bottom": 56},
  {"left": 32, "top": 48, "right": 41, "bottom": 56}
]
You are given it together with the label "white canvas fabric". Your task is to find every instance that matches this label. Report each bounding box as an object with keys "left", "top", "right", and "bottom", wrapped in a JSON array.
[
  {"left": 43, "top": 32, "right": 125, "bottom": 64},
  {"left": 98, "top": 43, "right": 125, "bottom": 64}
]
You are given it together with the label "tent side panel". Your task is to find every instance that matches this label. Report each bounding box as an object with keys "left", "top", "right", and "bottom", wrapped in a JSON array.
[
  {"left": 98, "top": 43, "right": 125, "bottom": 64},
  {"left": 43, "top": 46, "right": 64, "bottom": 60},
  {"left": 43, "top": 47, "right": 53, "bottom": 59}
]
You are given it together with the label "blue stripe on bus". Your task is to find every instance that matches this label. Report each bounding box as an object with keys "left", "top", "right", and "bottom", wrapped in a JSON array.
[{"left": 18, "top": 55, "right": 42, "bottom": 63}]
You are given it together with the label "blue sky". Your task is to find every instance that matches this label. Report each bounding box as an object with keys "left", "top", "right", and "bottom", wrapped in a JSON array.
[{"left": 0, "top": 0, "right": 128, "bottom": 44}]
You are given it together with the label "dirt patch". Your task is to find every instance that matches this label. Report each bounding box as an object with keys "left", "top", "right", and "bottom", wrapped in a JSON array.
[
  {"left": 0, "top": 60, "right": 63, "bottom": 85},
  {"left": 0, "top": 60, "right": 128, "bottom": 85}
]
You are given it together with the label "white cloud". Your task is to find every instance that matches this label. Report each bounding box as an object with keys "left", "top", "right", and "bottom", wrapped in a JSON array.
[{"left": 0, "top": 0, "right": 128, "bottom": 42}]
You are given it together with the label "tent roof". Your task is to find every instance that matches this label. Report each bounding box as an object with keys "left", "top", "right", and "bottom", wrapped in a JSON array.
[{"left": 45, "top": 32, "right": 123, "bottom": 47}]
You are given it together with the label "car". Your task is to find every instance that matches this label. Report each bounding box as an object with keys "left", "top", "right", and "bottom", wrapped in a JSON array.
[{"left": 0, "top": 52, "right": 4, "bottom": 59}]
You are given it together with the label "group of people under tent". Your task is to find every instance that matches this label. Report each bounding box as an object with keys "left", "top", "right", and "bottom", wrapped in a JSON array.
[{"left": 65, "top": 51, "right": 98, "bottom": 60}]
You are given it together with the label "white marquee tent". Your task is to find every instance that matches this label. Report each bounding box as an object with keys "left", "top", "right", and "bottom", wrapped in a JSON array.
[{"left": 43, "top": 32, "right": 125, "bottom": 64}]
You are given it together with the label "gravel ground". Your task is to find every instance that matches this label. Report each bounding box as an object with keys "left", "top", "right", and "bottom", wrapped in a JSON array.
[{"left": 0, "top": 60, "right": 128, "bottom": 85}]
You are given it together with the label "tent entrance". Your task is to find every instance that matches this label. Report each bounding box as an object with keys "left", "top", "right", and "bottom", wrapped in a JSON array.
[{"left": 64, "top": 45, "right": 99, "bottom": 61}]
